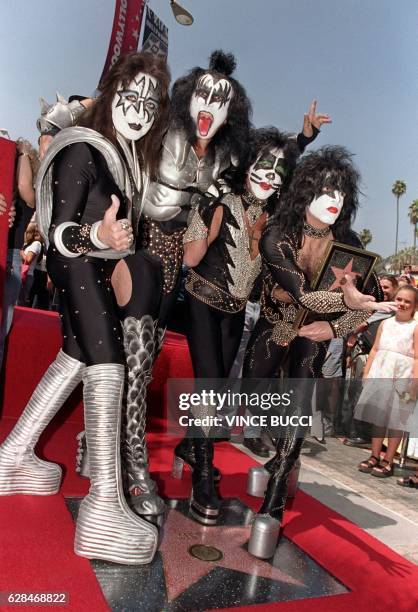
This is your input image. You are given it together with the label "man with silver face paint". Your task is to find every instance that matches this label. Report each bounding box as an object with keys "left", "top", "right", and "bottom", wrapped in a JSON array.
[
  {"left": 0, "top": 52, "right": 170, "bottom": 565},
  {"left": 112, "top": 73, "right": 161, "bottom": 140},
  {"left": 241, "top": 146, "right": 391, "bottom": 558},
  {"left": 36, "top": 50, "right": 253, "bottom": 525}
]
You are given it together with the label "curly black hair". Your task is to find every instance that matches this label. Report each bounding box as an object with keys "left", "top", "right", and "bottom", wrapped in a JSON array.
[
  {"left": 225, "top": 127, "right": 300, "bottom": 214},
  {"left": 170, "top": 50, "right": 252, "bottom": 166},
  {"left": 275, "top": 146, "right": 361, "bottom": 243}
]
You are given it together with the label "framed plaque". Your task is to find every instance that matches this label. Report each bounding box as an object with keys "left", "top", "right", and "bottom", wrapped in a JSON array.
[{"left": 296, "top": 241, "right": 380, "bottom": 327}]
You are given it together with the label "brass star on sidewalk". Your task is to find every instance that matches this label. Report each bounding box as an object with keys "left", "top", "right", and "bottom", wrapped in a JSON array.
[
  {"left": 159, "top": 509, "right": 303, "bottom": 602},
  {"left": 329, "top": 258, "right": 361, "bottom": 291}
]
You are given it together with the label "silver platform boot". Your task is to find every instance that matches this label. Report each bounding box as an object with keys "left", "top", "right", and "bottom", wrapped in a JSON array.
[
  {"left": 0, "top": 350, "right": 84, "bottom": 495},
  {"left": 73, "top": 324, "right": 167, "bottom": 489},
  {"left": 121, "top": 315, "right": 166, "bottom": 525},
  {"left": 74, "top": 363, "right": 158, "bottom": 565}
]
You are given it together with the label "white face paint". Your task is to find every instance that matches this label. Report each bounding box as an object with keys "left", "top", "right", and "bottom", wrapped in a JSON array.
[
  {"left": 247, "top": 148, "right": 286, "bottom": 200},
  {"left": 308, "top": 188, "right": 345, "bottom": 225},
  {"left": 189, "top": 73, "right": 233, "bottom": 140},
  {"left": 111, "top": 72, "right": 160, "bottom": 141}
]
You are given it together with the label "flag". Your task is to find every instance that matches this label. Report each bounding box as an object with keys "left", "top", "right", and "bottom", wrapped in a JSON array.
[
  {"left": 141, "top": 6, "right": 168, "bottom": 61},
  {"left": 99, "top": 0, "right": 145, "bottom": 85}
]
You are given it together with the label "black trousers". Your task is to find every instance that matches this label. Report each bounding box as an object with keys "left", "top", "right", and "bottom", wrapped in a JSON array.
[
  {"left": 186, "top": 293, "right": 245, "bottom": 379},
  {"left": 47, "top": 253, "right": 124, "bottom": 366},
  {"left": 242, "top": 316, "right": 328, "bottom": 521},
  {"left": 243, "top": 317, "right": 328, "bottom": 378}
]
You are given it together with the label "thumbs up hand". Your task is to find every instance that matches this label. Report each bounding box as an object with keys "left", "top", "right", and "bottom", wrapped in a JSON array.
[{"left": 97, "top": 195, "right": 133, "bottom": 251}]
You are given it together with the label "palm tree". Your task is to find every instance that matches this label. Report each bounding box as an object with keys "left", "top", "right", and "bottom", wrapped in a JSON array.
[
  {"left": 408, "top": 199, "right": 418, "bottom": 250},
  {"left": 387, "top": 246, "right": 418, "bottom": 274},
  {"left": 392, "top": 180, "right": 406, "bottom": 255},
  {"left": 359, "top": 228, "right": 372, "bottom": 247}
]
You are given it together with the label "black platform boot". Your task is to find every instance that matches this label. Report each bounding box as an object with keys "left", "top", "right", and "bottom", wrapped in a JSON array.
[
  {"left": 173, "top": 438, "right": 222, "bottom": 483},
  {"left": 189, "top": 438, "right": 221, "bottom": 525}
]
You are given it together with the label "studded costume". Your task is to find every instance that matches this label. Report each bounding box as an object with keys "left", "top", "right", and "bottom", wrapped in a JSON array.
[
  {"left": 243, "top": 147, "right": 384, "bottom": 555},
  {"left": 185, "top": 192, "right": 264, "bottom": 376},
  {"left": 179, "top": 129, "right": 302, "bottom": 524}
]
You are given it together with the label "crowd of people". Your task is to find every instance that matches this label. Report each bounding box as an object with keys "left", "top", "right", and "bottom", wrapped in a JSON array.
[{"left": 0, "top": 49, "right": 416, "bottom": 568}]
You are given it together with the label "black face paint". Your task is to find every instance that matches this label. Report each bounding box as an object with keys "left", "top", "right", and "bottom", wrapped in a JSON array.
[
  {"left": 194, "top": 74, "right": 232, "bottom": 108},
  {"left": 318, "top": 170, "right": 346, "bottom": 198},
  {"left": 115, "top": 75, "right": 160, "bottom": 122},
  {"left": 250, "top": 151, "right": 287, "bottom": 187}
]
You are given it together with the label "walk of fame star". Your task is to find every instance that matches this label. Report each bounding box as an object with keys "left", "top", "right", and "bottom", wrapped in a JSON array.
[
  {"left": 159, "top": 509, "right": 303, "bottom": 602},
  {"left": 328, "top": 258, "right": 361, "bottom": 291}
]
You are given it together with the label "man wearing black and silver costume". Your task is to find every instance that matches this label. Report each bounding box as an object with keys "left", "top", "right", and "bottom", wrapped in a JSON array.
[{"left": 0, "top": 52, "right": 170, "bottom": 565}]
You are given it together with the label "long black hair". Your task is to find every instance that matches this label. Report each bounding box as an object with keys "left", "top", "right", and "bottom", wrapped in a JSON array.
[
  {"left": 170, "top": 50, "right": 252, "bottom": 166},
  {"left": 275, "top": 146, "right": 361, "bottom": 243}
]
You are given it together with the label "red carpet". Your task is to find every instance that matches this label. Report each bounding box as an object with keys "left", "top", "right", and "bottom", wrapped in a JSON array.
[
  {"left": 1, "top": 309, "right": 418, "bottom": 611},
  {"left": 1, "top": 418, "right": 418, "bottom": 612},
  {"left": 0, "top": 494, "right": 108, "bottom": 612}
]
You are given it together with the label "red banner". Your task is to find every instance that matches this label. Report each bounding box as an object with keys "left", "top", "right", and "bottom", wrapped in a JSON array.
[
  {"left": 0, "top": 138, "right": 16, "bottom": 323},
  {"left": 99, "top": 0, "right": 145, "bottom": 85}
]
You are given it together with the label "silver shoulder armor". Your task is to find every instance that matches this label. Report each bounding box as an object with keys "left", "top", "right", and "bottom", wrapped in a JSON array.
[
  {"left": 35, "top": 127, "right": 127, "bottom": 252},
  {"left": 37, "top": 93, "right": 87, "bottom": 135}
]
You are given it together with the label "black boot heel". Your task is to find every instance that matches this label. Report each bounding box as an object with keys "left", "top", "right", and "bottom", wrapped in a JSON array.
[
  {"left": 189, "top": 439, "right": 220, "bottom": 525},
  {"left": 174, "top": 438, "right": 222, "bottom": 483}
]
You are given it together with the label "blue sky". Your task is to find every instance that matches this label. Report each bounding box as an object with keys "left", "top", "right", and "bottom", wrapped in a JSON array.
[{"left": 1, "top": 0, "right": 417, "bottom": 256}]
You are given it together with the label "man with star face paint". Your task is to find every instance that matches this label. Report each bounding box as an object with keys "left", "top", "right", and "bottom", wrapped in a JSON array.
[
  {"left": 0, "top": 52, "right": 170, "bottom": 565},
  {"left": 241, "top": 146, "right": 393, "bottom": 558},
  {"left": 111, "top": 72, "right": 161, "bottom": 141}
]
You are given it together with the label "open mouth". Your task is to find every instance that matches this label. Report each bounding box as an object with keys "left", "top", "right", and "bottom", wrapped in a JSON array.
[
  {"left": 327, "top": 206, "right": 338, "bottom": 214},
  {"left": 197, "top": 111, "right": 213, "bottom": 137},
  {"left": 128, "top": 122, "right": 143, "bottom": 131},
  {"left": 259, "top": 182, "right": 272, "bottom": 191}
]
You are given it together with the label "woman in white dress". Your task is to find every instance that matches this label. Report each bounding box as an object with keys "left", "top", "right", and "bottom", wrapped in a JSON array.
[{"left": 357, "top": 285, "right": 418, "bottom": 477}]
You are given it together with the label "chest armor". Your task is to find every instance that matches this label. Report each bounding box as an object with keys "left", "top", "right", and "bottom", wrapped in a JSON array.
[{"left": 142, "top": 128, "right": 233, "bottom": 221}]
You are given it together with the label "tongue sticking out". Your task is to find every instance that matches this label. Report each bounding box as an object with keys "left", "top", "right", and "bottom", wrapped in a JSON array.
[{"left": 198, "top": 113, "right": 213, "bottom": 137}]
